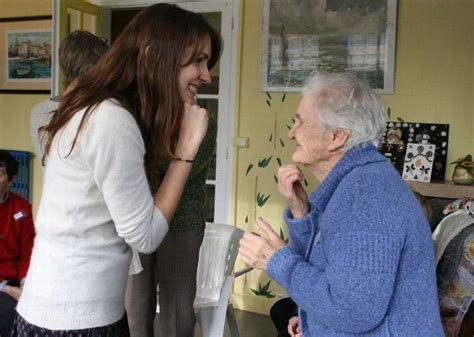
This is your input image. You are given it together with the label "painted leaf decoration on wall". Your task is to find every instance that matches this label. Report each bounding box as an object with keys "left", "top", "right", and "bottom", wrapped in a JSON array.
[
  {"left": 245, "top": 164, "right": 254, "bottom": 176},
  {"left": 279, "top": 228, "right": 288, "bottom": 243},
  {"left": 245, "top": 215, "right": 248, "bottom": 223},
  {"left": 285, "top": 124, "right": 292, "bottom": 130},
  {"left": 276, "top": 157, "right": 282, "bottom": 166},
  {"left": 250, "top": 280, "right": 276, "bottom": 298},
  {"left": 266, "top": 99, "right": 271, "bottom": 107},
  {"left": 273, "top": 174, "right": 278, "bottom": 183},
  {"left": 279, "top": 139, "right": 285, "bottom": 147},
  {"left": 269, "top": 134, "right": 273, "bottom": 142},
  {"left": 266, "top": 92, "right": 272, "bottom": 100},
  {"left": 304, "top": 178, "right": 309, "bottom": 187},
  {"left": 256, "top": 192, "right": 271, "bottom": 207},
  {"left": 281, "top": 93, "right": 286, "bottom": 102},
  {"left": 258, "top": 156, "right": 273, "bottom": 168}
]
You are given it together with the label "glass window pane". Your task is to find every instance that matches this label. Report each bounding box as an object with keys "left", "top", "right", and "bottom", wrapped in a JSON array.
[
  {"left": 207, "top": 149, "right": 216, "bottom": 181},
  {"left": 196, "top": 98, "right": 218, "bottom": 122},
  {"left": 198, "top": 75, "right": 219, "bottom": 95},
  {"left": 197, "top": 98, "right": 218, "bottom": 181},
  {"left": 205, "top": 185, "right": 215, "bottom": 223},
  {"left": 200, "top": 12, "right": 221, "bottom": 95}
]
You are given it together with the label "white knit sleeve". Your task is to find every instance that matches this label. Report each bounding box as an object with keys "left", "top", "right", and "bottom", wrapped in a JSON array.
[{"left": 82, "top": 101, "right": 168, "bottom": 253}]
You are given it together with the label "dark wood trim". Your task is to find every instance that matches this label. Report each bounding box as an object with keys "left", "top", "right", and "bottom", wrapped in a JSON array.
[
  {"left": 0, "top": 90, "right": 51, "bottom": 95},
  {"left": 0, "top": 16, "right": 52, "bottom": 23}
]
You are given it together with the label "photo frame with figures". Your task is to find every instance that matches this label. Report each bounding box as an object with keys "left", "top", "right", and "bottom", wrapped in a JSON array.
[
  {"left": 402, "top": 143, "right": 435, "bottom": 182},
  {"left": 378, "top": 121, "right": 449, "bottom": 181}
]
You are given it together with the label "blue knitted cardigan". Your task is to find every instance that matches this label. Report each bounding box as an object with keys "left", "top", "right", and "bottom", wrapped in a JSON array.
[{"left": 267, "top": 144, "right": 444, "bottom": 337}]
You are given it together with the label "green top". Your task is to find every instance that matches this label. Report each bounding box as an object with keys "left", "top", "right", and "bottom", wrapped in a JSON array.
[{"left": 149, "top": 116, "right": 217, "bottom": 232}]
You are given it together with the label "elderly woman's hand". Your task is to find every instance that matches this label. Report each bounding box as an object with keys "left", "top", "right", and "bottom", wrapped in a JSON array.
[
  {"left": 288, "top": 316, "right": 301, "bottom": 337},
  {"left": 239, "top": 218, "right": 286, "bottom": 270},
  {"left": 278, "top": 165, "right": 309, "bottom": 219}
]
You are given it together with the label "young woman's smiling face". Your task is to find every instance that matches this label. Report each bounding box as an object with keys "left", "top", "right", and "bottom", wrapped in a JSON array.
[{"left": 178, "top": 36, "right": 212, "bottom": 104}]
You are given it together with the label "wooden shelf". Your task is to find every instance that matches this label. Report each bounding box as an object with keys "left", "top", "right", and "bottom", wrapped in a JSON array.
[{"left": 407, "top": 180, "right": 474, "bottom": 199}]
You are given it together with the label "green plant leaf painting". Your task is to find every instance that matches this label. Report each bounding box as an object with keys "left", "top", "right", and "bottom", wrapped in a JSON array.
[
  {"left": 279, "top": 139, "right": 285, "bottom": 147},
  {"left": 266, "top": 92, "right": 272, "bottom": 100},
  {"left": 276, "top": 157, "right": 282, "bottom": 166},
  {"left": 245, "top": 164, "right": 254, "bottom": 176},
  {"left": 258, "top": 156, "right": 273, "bottom": 168},
  {"left": 250, "top": 280, "right": 276, "bottom": 298},
  {"left": 256, "top": 192, "right": 271, "bottom": 207},
  {"left": 273, "top": 174, "right": 278, "bottom": 183}
]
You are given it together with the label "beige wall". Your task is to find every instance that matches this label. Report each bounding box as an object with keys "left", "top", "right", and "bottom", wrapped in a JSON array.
[
  {"left": 0, "top": 0, "right": 52, "bottom": 213},
  {"left": 0, "top": 0, "right": 473, "bottom": 315}
]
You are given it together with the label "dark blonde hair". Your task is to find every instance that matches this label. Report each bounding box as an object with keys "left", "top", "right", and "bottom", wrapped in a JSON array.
[
  {"left": 59, "top": 30, "right": 109, "bottom": 88},
  {"left": 42, "top": 3, "right": 221, "bottom": 168}
]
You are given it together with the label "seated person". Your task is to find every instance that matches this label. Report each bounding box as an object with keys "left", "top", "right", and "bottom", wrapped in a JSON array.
[
  {"left": 239, "top": 72, "right": 443, "bottom": 336},
  {"left": 0, "top": 150, "right": 35, "bottom": 336}
]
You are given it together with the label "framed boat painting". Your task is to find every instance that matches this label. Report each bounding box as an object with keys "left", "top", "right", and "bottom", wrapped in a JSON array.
[
  {"left": 0, "top": 16, "right": 52, "bottom": 94},
  {"left": 260, "top": 0, "right": 398, "bottom": 94}
]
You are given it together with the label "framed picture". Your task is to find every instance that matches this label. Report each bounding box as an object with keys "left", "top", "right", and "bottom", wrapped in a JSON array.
[
  {"left": 0, "top": 16, "right": 52, "bottom": 94},
  {"left": 378, "top": 121, "right": 450, "bottom": 181},
  {"left": 402, "top": 143, "right": 436, "bottom": 182},
  {"left": 260, "top": 0, "right": 397, "bottom": 94}
]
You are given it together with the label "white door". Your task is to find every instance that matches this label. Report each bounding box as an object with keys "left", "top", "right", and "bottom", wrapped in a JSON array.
[{"left": 53, "top": 0, "right": 238, "bottom": 225}]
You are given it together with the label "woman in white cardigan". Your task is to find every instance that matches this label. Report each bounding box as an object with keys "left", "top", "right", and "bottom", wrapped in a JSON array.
[{"left": 12, "top": 3, "right": 221, "bottom": 337}]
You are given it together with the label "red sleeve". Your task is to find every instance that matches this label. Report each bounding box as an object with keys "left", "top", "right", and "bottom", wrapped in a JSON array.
[{"left": 16, "top": 201, "right": 35, "bottom": 280}]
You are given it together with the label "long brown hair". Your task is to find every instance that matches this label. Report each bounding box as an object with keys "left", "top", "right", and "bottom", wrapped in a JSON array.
[{"left": 42, "top": 3, "right": 221, "bottom": 169}]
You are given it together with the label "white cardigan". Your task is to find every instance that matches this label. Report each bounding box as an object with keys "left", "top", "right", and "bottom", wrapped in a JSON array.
[{"left": 17, "top": 99, "right": 168, "bottom": 330}]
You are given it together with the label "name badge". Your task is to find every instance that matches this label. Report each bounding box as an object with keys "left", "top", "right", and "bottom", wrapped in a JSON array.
[{"left": 13, "top": 211, "right": 26, "bottom": 221}]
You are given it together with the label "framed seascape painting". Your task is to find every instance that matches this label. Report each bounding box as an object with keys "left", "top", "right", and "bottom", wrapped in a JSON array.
[
  {"left": 260, "top": 0, "right": 397, "bottom": 94},
  {"left": 0, "top": 16, "right": 52, "bottom": 94}
]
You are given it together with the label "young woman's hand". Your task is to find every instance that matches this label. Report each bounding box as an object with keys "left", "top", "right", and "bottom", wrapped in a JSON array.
[{"left": 175, "top": 102, "right": 208, "bottom": 160}]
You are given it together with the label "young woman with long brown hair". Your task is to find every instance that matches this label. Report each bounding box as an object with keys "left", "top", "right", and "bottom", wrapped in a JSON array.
[{"left": 12, "top": 4, "right": 221, "bottom": 337}]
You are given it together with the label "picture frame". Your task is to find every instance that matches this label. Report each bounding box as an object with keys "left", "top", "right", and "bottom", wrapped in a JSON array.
[
  {"left": 402, "top": 143, "right": 436, "bottom": 183},
  {"left": 260, "top": 0, "right": 397, "bottom": 94},
  {"left": 0, "top": 16, "right": 52, "bottom": 94},
  {"left": 378, "top": 121, "right": 450, "bottom": 181}
]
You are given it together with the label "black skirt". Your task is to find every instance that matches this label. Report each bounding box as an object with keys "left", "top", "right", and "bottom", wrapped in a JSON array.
[{"left": 10, "top": 314, "right": 130, "bottom": 337}]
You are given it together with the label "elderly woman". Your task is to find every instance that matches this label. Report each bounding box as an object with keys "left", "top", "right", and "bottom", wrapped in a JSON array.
[{"left": 239, "top": 72, "right": 444, "bottom": 337}]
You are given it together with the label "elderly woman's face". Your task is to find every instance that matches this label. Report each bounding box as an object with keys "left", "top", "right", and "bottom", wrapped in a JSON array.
[{"left": 288, "top": 95, "right": 333, "bottom": 169}]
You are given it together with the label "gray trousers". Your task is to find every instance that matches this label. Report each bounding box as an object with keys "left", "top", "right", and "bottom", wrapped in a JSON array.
[{"left": 125, "top": 229, "right": 204, "bottom": 337}]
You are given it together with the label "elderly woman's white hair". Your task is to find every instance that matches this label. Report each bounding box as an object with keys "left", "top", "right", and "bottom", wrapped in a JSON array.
[{"left": 302, "top": 72, "right": 387, "bottom": 152}]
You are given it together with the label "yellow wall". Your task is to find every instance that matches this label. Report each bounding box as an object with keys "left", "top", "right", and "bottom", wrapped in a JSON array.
[
  {"left": 1, "top": 0, "right": 473, "bottom": 316},
  {"left": 0, "top": 0, "right": 52, "bottom": 213},
  {"left": 231, "top": 0, "right": 474, "bottom": 314}
]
